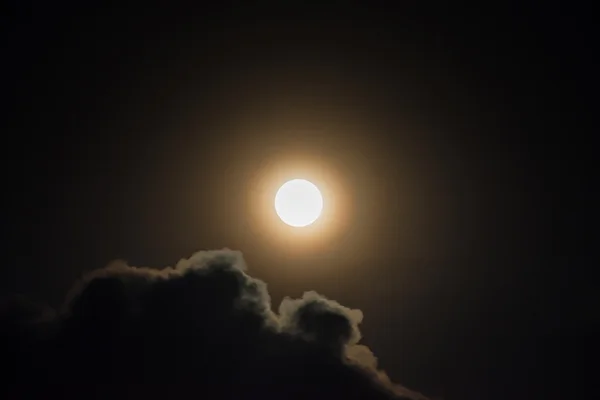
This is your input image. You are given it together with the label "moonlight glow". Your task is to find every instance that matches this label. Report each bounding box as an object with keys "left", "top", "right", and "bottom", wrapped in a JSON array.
[{"left": 275, "top": 179, "right": 323, "bottom": 227}]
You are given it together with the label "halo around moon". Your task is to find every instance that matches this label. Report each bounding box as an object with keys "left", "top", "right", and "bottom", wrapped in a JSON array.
[{"left": 274, "top": 179, "right": 323, "bottom": 227}]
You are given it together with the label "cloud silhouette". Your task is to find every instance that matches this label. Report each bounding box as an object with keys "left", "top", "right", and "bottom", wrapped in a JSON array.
[{"left": 1, "top": 249, "right": 428, "bottom": 400}]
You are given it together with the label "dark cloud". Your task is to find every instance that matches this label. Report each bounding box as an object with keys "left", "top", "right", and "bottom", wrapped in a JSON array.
[{"left": 1, "top": 249, "right": 428, "bottom": 400}]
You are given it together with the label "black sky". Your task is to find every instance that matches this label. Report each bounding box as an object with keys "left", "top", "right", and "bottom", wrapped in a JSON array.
[{"left": 1, "top": 3, "right": 596, "bottom": 399}]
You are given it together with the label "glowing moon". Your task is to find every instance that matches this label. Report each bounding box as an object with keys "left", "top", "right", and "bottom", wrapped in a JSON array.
[{"left": 275, "top": 179, "right": 323, "bottom": 227}]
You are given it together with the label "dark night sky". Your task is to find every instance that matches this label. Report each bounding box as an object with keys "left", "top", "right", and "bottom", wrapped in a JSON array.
[{"left": 1, "top": 3, "right": 596, "bottom": 399}]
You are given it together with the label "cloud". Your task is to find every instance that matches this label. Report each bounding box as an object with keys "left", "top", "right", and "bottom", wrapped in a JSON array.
[
  {"left": 278, "top": 291, "right": 363, "bottom": 351},
  {"left": 1, "top": 249, "right": 428, "bottom": 400}
]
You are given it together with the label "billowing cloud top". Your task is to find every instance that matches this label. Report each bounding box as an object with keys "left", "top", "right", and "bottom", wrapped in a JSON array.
[{"left": 1, "top": 249, "right": 428, "bottom": 400}]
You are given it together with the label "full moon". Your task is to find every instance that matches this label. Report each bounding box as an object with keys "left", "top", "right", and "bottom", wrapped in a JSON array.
[{"left": 275, "top": 179, "right": 323, "bottom": 227}]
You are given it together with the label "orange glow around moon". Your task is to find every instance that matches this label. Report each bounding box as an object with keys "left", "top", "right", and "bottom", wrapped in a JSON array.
[{"left": 243, "top": 153, "right": 352, "bottom": 253}]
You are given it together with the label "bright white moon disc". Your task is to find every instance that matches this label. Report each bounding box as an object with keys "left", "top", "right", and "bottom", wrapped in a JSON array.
[{"left": 274, "top": 179, "right": 323, "bottom": 227}]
